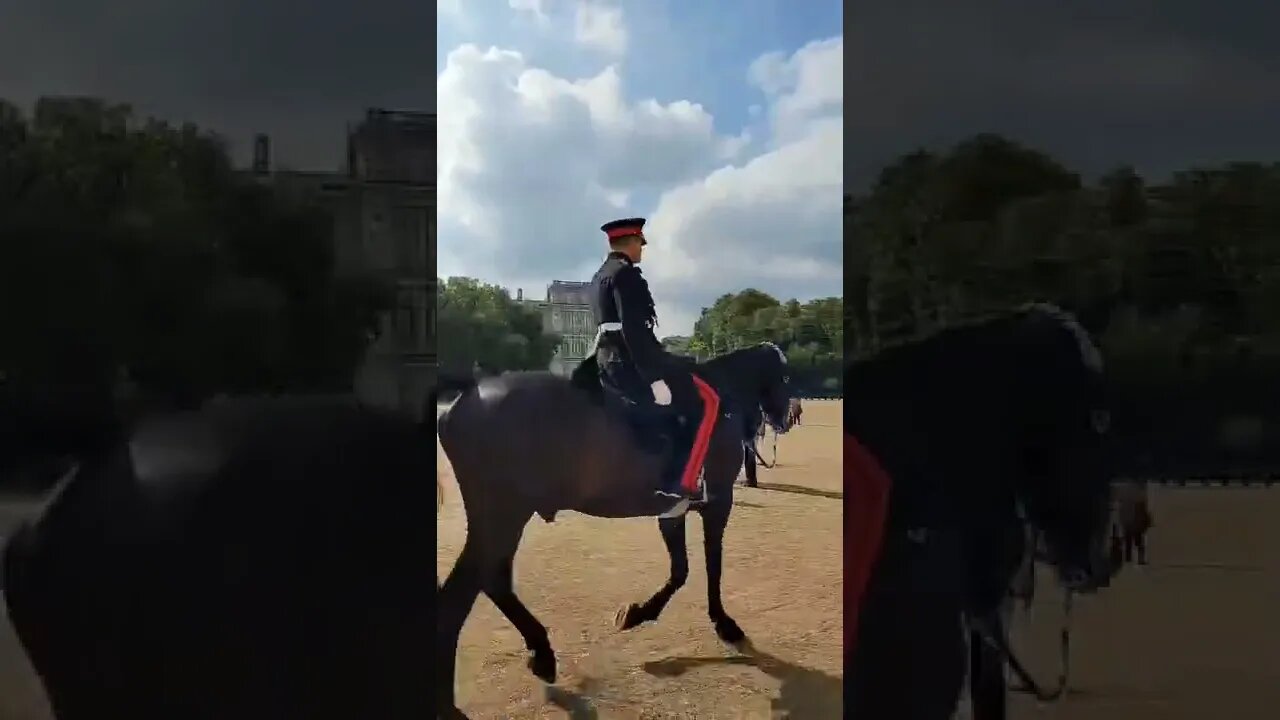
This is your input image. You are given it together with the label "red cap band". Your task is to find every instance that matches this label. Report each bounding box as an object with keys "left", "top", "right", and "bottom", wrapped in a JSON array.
[{"left": 606, "top": 226, "right": 644, "bottom": 239}]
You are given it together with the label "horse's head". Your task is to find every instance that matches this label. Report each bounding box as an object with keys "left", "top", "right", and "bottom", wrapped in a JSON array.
[
  {"left": 1011, "top": 304, "right": 1115, "bottom": 593},
  {"left": 753, "top": 342, "right": 794, "bottom": 433}
]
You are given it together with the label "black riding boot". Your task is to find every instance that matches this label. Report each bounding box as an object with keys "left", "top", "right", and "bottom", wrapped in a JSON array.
[{"left": 656, "top": 414, "right": 698, "bottom": 500}]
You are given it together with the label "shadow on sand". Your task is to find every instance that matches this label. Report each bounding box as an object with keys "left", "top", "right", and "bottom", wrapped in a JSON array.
[
  {"left": 543, "top": 680, "right": 602, "bottom": 720},
  {"left": 641, "top": 639, "right": 842, "bottom": 718},
  {"left": 749, "top": 482, "right": 842, "bottom": 501}
]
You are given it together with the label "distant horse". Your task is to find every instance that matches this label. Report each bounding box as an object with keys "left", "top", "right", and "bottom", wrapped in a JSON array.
[
  {"left": 787, "top": 398, "right": 803, "bottom": 427},
  {"left": 1114, "top": 478, "right": 1153, "bottom": 565},
  {"left": 435, "top": 343, "right": 793, "bottom": 719},
  {"left": 846, "top": 303, "right": 1116, "bottom": 720}
]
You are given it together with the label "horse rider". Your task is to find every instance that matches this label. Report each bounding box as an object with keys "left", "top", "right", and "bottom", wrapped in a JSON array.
[{"left": 588, "top": 217, "right": 719, "bottom": 503}]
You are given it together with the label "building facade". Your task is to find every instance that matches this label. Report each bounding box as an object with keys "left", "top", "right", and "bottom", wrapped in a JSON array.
[
  {"left": 340, "top": 110, "right": 435, "bottom": 419},
  {"left": 249, "top": 108, "right": 436, "bottom": 419},
  {"left": 520, "top": 281, "right": 593, "bottom": 376}
]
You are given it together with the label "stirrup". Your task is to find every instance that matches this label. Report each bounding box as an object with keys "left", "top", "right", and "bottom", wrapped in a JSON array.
[
  {"left": 693, "top": 469, "right": 709, "bottom": 503},
  {"left": 657, "top": 498, "right": 691, "bottom": 519}
]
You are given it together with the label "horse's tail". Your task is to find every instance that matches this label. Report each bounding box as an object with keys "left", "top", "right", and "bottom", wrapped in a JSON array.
[
  {"left": 428, "top": 375, "right": 480, "bottom": 517},
  {"left": 422, "top": 375, "right": 480, "bottom": 433}
]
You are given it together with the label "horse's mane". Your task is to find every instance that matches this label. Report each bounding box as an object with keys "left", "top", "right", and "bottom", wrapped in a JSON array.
[{"left": 848, "top": 302, "right": 1099, "bottom": 371}]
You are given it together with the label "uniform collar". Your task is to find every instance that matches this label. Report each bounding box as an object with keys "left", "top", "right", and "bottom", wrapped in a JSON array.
[{"left": 607, "top": 251, "right": 633, "bottom": 266}]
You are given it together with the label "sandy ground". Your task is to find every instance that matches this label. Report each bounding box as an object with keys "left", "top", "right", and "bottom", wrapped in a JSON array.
[
  {"left": 437, "top": 401, "right": 845, "bottom": 720},
  {"left": 1003, "top": 484, "right": 1280, "bottom": 720}
]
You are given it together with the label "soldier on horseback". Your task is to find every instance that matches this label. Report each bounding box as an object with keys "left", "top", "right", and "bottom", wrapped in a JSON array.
[{"left": 589, "top": 217, "right": 719, "bottom": 505}]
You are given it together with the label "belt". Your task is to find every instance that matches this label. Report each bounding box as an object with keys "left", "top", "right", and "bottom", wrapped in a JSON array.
[{"left": 591, "top": 322, "right": 624, "bottom": 355}]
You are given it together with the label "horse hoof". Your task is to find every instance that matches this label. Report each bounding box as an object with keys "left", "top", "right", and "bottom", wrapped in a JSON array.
[
  {"left": 527, "top": 650, "right": 556, "bottom": 684},
  {"left": 615, "top": 603, "right": 645, "bottom": 631},
  {"left": 714, "top": 616, "right": 746, "bottom": 646}
]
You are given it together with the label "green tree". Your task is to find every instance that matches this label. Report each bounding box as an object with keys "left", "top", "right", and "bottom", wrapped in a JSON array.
[
  {"left": 0, "top": 96, "right": 390, "bottom": 403},
  {"left": 687, "top": 290, "right": 843, "bottom": 395},
  {"left": 436, "top": 277, "right": 559, "bottom": 373}
]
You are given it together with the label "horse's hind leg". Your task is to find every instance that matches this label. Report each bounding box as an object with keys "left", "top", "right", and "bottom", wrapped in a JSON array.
[
  {"left": 742, "top": 444, "right": 758, "bottom": 487},
  {"left": 616, "top": 516, "right": 688, "bottom": 630},
  {"left": 484, "top": 548, "right": 557, "bottom": 684},
  {"left": 438, "top": 539, "right": 482, "bottom": 719},
  {"left": 969, "top": 626, "right": 1008, "bottom": 720},
  {"left": 700, "top": 495, "right": 746, "bottom": 644}
]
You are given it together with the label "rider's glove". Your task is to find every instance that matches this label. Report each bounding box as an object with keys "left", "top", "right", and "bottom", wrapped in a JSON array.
[{"left": 650, "top": 380, "right": 672, "bottom": 406}]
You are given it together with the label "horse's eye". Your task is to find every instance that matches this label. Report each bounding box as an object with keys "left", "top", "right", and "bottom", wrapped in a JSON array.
[
  {"left": 1091, "top": 409, "right": 1110, "bottom": 434},
  {"left": 782, "top": 376, "right": 790, "bottom": 384}
]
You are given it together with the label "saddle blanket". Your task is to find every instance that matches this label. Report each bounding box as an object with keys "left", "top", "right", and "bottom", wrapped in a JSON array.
[{"left": 845, "top": 431, "right": 892, "bottom": 656}]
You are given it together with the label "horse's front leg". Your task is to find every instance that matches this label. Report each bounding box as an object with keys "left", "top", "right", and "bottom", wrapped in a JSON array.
[
  {"left": 743, "top": 444, "right": 758, "bottom": 487},
  {"left": 615, "top": 516, "right": 688, "bottom": 630},
  {"left": 700, "top": 496, "right": 746, "bottom": 644}
]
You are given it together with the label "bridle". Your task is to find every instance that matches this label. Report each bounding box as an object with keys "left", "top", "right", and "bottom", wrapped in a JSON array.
[
  {"left": 748, "top": 421, "right": 778, "bottom": 468},
  {"left": 971, "top": 525, "right": 1075, "bottom": 703},
  {"left": 973, "top": 587, "right": 1074, "bottom": 703}
]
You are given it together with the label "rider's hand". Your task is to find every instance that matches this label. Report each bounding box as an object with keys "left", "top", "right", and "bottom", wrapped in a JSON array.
[{"left": 650, "top": 380, "right": 672, "bottom": 406}]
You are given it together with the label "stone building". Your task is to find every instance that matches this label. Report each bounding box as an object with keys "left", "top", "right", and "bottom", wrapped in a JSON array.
[
  {"left": 249, "top": 108, "right": 436, "bottom": 418},
  {"left": 519, "top": 281, "right": 593, "bottom": 376}
]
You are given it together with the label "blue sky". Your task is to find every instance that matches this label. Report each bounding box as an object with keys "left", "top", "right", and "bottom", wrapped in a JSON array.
[
  {"left": 439, "top": 0, "right": 841, "bottom": 138},
  {"left": 437, "top": 0, "right": 843, "bottom": 335}
]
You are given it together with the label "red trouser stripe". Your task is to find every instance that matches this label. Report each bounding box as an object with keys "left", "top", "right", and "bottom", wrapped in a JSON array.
[
  {"left": 845, "top": 432, "right": 891, "bottom": 656},
  {"left": 681, "top": 374, "right": 721, "bottom": 492}
]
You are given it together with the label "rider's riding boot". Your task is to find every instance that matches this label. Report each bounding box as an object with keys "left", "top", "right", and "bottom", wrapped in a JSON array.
[{"left": 655, "top": 414, "right": 698, "bottom": 501}]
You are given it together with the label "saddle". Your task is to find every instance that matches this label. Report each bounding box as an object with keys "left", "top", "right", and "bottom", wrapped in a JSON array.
[{"left": 569, "top": 356, "right": 686, "bottom": 457}]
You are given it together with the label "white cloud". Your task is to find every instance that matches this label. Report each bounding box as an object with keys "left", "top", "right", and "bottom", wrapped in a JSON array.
[
  {"left": 437, "top": 37, "right": 843, "bottom": 335},
  {"left": 574, "top": 1, "right": 628, "bottom": 56},
  {"left": 749, "top": 37, "right": 843, "bottom": 146},
  {"left": 508, "top": 0, "right": 550, "bottom": 22}
]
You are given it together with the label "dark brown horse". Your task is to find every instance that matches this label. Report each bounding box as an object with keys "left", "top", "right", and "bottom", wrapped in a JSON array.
[{"left": 434, "top": 343, "right": 793, "bottom": 719}]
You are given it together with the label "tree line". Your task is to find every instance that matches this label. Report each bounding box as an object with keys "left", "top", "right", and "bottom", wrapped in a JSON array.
[
  {"left": 436, "top": 277, "right": 560, "bottom": 374},
  {"left": 439, "top": 279, "right": 843, "bottom": 396},
  {"left": 0, "top": 97, "right": 389, "bottom": 406},
  {"left": 850, "top": 133, "right": 1280, "bottom": 475},
  {"left": 679, "top": 290, "right": 842, "bottom": 396}
]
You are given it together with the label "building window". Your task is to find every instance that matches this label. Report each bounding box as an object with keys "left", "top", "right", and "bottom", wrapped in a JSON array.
[
  {"left": 396, "top": 207, "right": 430, "bottom": 273},
  {"left": 396, "top": 287, "right": 427, "bottom": 351},
  {"left": 426, "top": 214, "right": 436, "bottom": 277}
]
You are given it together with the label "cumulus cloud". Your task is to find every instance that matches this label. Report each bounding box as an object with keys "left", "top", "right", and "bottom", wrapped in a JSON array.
[
  {"left": 437, "top": 36, "right": 843, "bottom": 335},
  {"left": 646, "top": 38, "right": 843, "bottom": 332}
]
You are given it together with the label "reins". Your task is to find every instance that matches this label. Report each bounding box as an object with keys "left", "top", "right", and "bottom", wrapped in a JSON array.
[
  {"left": 749, "top": 423, "right": 778, "bottom": 468},
  {"left": 974, "top": 521, "right": 1075, "bottom": 704},
  {"left": 974, "top": 587, "right": 1074, "bottom": 702}
]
